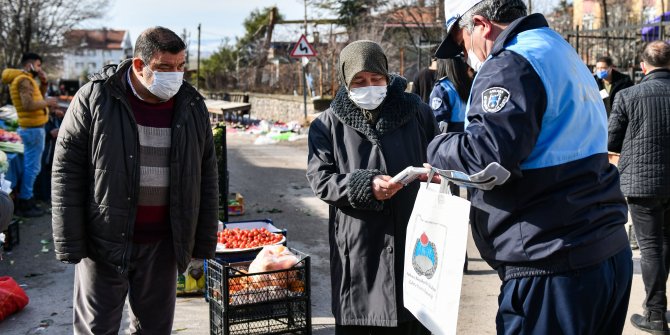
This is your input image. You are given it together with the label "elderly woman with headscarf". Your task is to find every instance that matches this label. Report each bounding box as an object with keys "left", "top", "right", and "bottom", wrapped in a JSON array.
[{"left": 306, "top": 40, "right": 438, "bottom": 335}]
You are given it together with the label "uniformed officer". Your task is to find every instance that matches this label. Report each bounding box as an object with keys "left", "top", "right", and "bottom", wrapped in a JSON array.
[
  {"left": 428, "top": 56, "right": 472, "bottom": 134},
  {"left": 428, "top": 1, "right": 633, "bottom": 334}
]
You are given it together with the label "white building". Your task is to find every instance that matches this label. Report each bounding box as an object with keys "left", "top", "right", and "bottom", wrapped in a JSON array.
[{"left": 62, "top": 29, "right": 133, "bottom": 80}]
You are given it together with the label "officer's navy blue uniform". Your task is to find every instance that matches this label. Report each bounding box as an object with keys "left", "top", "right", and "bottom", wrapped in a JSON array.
[
  {"left": 428, "top": 14, "right": 632, "bottom": 335},
  {"left": 429, "top": 77, "right": 466, "bottom": 133}
]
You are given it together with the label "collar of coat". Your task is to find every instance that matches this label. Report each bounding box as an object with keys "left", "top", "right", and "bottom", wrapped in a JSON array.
[
  {"left": 87, "top": 59, "right": 201, "bottom": 102},
  {"left": 491, "top": 13, "right": 549, "bottom": 58},
  {"left": 330, "top": 75, "right": 419, "bottom": 142},
  {"left": 641, "top": 68, "right": 670, "bottom": 83}
]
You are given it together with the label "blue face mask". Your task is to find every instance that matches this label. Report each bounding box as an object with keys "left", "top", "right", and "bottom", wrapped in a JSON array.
[{"left": 596, "top": 69, "right": 609, "bottom": 80}]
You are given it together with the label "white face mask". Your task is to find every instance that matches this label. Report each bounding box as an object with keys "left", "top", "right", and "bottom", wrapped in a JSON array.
[
  {"left": 466, "top": 26, "right": 484, "bottom": 72},
  {"left": 142, "top": 66, "right": 184, "bottom": 101},
  {"left": 348, "top": 85, "right": 387, "bottom": 110}
]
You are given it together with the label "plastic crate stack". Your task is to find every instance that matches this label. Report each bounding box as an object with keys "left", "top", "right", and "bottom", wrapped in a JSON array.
[{"left": 207, "top": 249, "right": 311, "bottom": 335}]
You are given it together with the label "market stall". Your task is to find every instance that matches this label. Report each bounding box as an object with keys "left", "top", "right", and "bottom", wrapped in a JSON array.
[
  {"left": 207, "top": 219, "right": 311, "bottom": 335},
  {"left": 0, "top": 96, "right": 69, "bottom": 251},
  {"left": 205, "top": 99, "right": 252, "bottom": 125},
  {"left": 0, "top": 105, "right": 23, "bottom": 251}
]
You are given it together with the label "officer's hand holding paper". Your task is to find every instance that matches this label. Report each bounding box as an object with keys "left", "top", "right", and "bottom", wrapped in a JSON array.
[{"left": 391, "top": 162, "right": 511, "bottom": 190}]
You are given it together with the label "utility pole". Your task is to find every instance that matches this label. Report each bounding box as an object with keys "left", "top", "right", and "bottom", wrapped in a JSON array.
[
  {"left": 197, "top": 23, "right": 201, "bottom": 91},
  {"left": 304, "top": 0, "right": 308, "bottom": 35},
  {"left": 303, "top": 0, "right": 309, "bottom": 121},
  {"left": 254, "top": 7, "right": 277, "bottom": 87},
  {"left": 528, "top": 0, "right": 532, "bottom": 14}
]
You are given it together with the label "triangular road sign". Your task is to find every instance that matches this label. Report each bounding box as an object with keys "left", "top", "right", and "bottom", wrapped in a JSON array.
[{"left": 290, "top": 34, "right": 317, "bottom": 58}]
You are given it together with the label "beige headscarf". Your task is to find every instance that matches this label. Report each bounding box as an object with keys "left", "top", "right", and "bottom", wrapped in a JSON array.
[{"left": 337, "top": 40, "right": 389, "bottom": 89}]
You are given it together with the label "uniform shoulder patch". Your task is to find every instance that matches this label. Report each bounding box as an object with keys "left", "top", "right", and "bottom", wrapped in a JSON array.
[
  {"left": 431, "top": 97, "right": 442, "bottom": 110},
  {"left": 481, "top": 87, "right": 510, "bottom": 113}
]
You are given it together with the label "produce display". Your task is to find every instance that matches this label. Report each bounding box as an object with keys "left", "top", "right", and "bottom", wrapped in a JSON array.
[
  {"left": 216, "top": 227, "right": 284, "bottom": 251},
  {"left": 210, "top": 246, "right": 306, "bottom": 306},
  {"left": 0, "top": 150, "right": 7, "bottom": 174},
  {"left": 0, "top": 129, "right": 23, "bottom": 154}
]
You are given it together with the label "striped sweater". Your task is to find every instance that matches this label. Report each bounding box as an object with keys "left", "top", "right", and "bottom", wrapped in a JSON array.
[{"left": 126, "top": 88, "right": 174, "bottom": 243}]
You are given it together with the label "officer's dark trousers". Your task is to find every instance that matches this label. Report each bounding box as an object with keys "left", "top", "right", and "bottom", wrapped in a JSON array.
[
  {"left": 629, "top": 197, "right": 670, "bottom": 314},
  {"left": 496, "top": 247, "right": 632, "bottom": 335},
  {"left": 335, "top": 319, "right": 430, "bottom": 335}
]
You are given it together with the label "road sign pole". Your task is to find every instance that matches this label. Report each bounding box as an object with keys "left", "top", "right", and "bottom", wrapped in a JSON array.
[
  {"left": 289, "top": 35, "right": 317, "bottom": 122},
  {"left": 303, "top": 63, "right": 307, "bottom": 120}
]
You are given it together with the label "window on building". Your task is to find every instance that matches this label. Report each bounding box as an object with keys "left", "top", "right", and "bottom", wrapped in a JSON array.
[
  {"left": 74, "top": 49, "right": 84, "bottom": 56},
  {"left": 75, "top": 62, "right": 84, "bottom": 69},
  {"left": 643, "top": 7, "right": 657, "bottom": 23},
  {"left": 582, "top": 14, "right": 595, "bottom": 30},
  {"left": 89, "top": 62, "right": 97, "bottom": 70}
]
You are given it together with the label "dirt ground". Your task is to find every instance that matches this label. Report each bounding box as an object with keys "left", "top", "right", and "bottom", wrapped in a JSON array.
[{"left": 0, "top": 131, "right": 653, "bottom": 334}]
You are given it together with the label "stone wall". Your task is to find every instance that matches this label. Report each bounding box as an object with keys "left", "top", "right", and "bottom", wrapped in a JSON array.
[{"left": 249, "top": 94, "right": 326, "bottom": 123}]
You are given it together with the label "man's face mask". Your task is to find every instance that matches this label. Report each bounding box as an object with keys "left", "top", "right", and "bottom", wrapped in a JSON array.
[
  {"left": 348, "top": 85, "right": 387, "bottom": 110},
  {"left": 28, "top": 63, "right": 39, "bottom": 77},
  {"left": 596, "top": 69, "right": 610, "bottom": 80},
  {"left": 141, "top": 64, "right": 184, "bottom": 101},
  {"left": 466, "top": 25, "right": 484, "bottom": 72}
]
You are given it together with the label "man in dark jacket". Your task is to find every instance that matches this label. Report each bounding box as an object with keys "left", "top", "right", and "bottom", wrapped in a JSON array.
[
  {"left": 307, "top": 40, "right": 438, "bottom": 334},
  {"left": 51, "top": 27, "right": 218, "bottom": 334},
  {"left": 430, "top": 0, "right": 632, "bottom": 334},
  {"left": 609, "top": 41, "right": 670, "bottom": 335},
  {"left": 594, "top": 56, "right": 633, "bottom": 116}
]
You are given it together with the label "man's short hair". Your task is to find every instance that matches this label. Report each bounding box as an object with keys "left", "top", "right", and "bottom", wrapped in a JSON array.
[
  {"left": 641, "top": 41, "right": 670, "bottom": 68},
  {"left": 20, "top": 53, "right": 42, "bottom": 66},
  {"left": 459, "top": 0, "right": 527, "bottom": 31},
  {"left": 134, "top": 27, "right": 186, "bottom": 63},
  {"left": 596, "top": 56, "right": 613, "bottom": 66}
]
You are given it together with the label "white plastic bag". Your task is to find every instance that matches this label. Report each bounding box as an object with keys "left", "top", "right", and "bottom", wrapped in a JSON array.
[{"left": 403, "top": 181, "right": 471, "bottom": 335}]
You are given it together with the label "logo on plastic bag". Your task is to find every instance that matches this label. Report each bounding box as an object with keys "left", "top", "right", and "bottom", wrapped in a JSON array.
[{"left": 412, "top": 232, "right": 438, "bottom": 279}]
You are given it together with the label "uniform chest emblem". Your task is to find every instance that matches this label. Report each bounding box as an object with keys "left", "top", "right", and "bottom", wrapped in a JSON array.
[
  {"left": 431, "top": 97, "right": 442, "bottom": 110},
  {"left": 481, "top": 87, "right": 510, "bottom": 113}
]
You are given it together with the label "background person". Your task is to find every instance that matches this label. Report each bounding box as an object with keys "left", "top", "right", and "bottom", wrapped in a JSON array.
[
  {"left": 34, "top": 108, "right": 64, "bottom": 203},
  {"left": 307, "top": 40, "right": 438, "bottom": 335},
  {"left": 594, "top": 56, "right": 633, "bottom": 116},
  {"left": 411, "top": 57, "right": 437, "bottom": 103},
  {"left": 429, "top": 56, "right": 473, "bottom": 134},
  {"left": 429, "top": 1, "right": 632, "bottom": 334},
  {"left": 1, "top": 52, "right": 58, "bottom": 217},
  {"left": 608, "top": 41, "right": 670, "bottom": 335}
]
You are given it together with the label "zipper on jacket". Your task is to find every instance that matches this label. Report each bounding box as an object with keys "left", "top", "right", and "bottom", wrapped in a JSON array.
[
  {"left": 167, "top": 96, "right": 194, "bottom": 244},
  {"left": 114, "top": 88, "right": 140, "bottom": 275}
]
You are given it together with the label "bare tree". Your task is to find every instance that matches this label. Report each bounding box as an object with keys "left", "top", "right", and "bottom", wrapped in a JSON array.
[{"left": 0, "top": 0, "right": 110, "bottom": 69}]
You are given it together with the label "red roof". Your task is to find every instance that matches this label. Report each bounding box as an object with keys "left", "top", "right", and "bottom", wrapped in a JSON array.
[
  {"left": 64, "top": 29, "right": 127, "bottom": 50},
  {"left": 385, "top": 6, "right": 441, "bottom": 28}
]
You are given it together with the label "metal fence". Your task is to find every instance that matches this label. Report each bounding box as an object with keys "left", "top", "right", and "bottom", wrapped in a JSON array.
[{"left": 561, "top": 20, "right": 670, "bottom": 82}]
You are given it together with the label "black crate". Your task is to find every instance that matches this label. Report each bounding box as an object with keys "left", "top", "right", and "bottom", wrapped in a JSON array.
[
  {"left": 207, "top": 249, "right": 311, "bottom": 335},
  {"left": 2, "top": 218, "right": 19, "bottom": 251}
]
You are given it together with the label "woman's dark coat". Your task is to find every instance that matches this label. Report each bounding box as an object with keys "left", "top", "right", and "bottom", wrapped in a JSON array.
[{"left": 307, "top": 75, "right": 438, "bottom": 326}]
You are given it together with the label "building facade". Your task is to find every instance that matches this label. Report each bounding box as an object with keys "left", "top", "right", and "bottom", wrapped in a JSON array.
[
  {"left": 573, "top": 0, "right": 668, "bottom": 29},
  {"left": 61, "top": 29, "right": 132, "bottom": 81}
]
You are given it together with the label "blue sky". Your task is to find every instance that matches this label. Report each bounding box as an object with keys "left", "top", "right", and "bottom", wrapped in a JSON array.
[
  {"left": 87, "top": 0, "right": 562, "bottom": 57},
  {"left": 87, "top": 0, "right": 314, "bottom": 55}
]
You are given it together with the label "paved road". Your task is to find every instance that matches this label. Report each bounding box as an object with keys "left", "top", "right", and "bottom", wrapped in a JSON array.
[{"left": 0, "top": 131, "right": 654, "bottom": 334}]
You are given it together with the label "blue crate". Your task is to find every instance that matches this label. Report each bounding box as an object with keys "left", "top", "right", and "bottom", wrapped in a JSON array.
[{"left": 215, "top": 219, "right": 287, "bottom": 264}]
